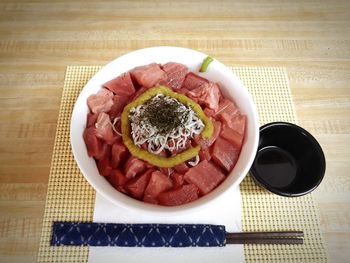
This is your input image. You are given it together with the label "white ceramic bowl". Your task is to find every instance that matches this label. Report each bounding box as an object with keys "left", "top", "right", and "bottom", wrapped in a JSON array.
[{"left": 70, "top": 46, "right": 259, "bottom": 215}]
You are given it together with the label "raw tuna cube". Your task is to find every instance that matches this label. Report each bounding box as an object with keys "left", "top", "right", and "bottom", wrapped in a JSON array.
[
  {"left": 204, "top": 108, "right": 215, "bottom": 118},
  {"left": 215, "top": 99, "right": 240, "bottom": 127},
  {"left": 212, "top": 137, "right": 240, "bottom": 172},
  {"left": 124, "top": 156, "right": 147, "bottom": 179},
  {"left": 97, "top": 158, "right": 113, "bottom": 177},
  {"left": 95, "top": 112, "right": 115, "bottom": 145},
  {"left": 110, "top": 135, "right": 121, "bottom": 146},
  {"left": 128, "top": 86, "right": 148, "bottom": 102},
  {"left": 174, "top": 163, "right": 189, "bottom": 174},
  {"left": 95, "top": 143, "right": 111, "bottom": 160},
  {"left": 194, "top": 120, "right": 222, "bottom": 149},
  {"left": 159, "top": 167, "right": 174, "bottom": 177},
  {"left": 182, "top": 72, "right": 208, "bottom": 90},
  {"left": 214, "top": 99, "right": 236, "bottom": 116},
  {"left": 108, "top": 94, "right": 129, "bottom": 119},
  {"left": 157, "top": 184, "right": 199, "bottom": 206},
  {"left": 160, "top": 62, "right": 188, "bottom": 89},
  {"left": 111, "top": 142, "right": 128, "bottom": 168},
  {"left": 199, "top": 147, "right": 211, "bottom": 161},
  {"left": 103, "top": 72, "right": 136, "bottom": 97},
  {"left": 98, "top": 87, "right": 114, "bottom": 98},
  {"left": 227, "top": 114, "right": 246, "bottom": 135},
  {"left": 184, "top": 160, "right": 225, "bottom": 195},
  {"left": 175, "top": 88, "right": 189, "bottom": 96},
  {"left": 143, "top": 171, "right": 173, "bottom": 204},
  {"left": 220, "top": 124, "right": 244, "bottom": 149},
  {"left": 145, "top": 161, "right": 155, "bottom": 169},
  {"left": 209, "top": 119, "right": 222, "bottom": 146},
  {"left": 143, "top": 195, "right": 158, "bottom": 204},
  {"left": 125, "top": 169, "right": 153, "bottom": 200},
  {"left": 107, "top": 169, "right": 128, "bottom": 190},
  {"left": 86, "top": 113, "right": 98, "bottom": 127},
  {"left": 187, "top": 82, "right": 221, "bottom": 112},
  {"left": 83, "top": 127, "right": 103, "bottom": 157},
  {"left": 87, "top": 88, "right": 114, "bottom": 114},
  {"left": 172, "top": 173, "right": 184, "bottom": 188},
  {"left": 130, "top": 63, "right": 167, "bottom": 88}
]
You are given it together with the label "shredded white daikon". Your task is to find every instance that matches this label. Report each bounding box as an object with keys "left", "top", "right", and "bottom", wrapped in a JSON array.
[{"left": 129, "top": 94, "right": 204, "bottom": 155}]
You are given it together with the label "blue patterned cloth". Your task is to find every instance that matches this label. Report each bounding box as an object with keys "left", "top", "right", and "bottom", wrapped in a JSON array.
[{"left": 51, "top": 222, "right": 226, "bottom": 247}]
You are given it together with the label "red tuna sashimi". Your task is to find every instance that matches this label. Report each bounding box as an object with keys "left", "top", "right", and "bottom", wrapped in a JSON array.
[
  {"left": 87, "top": 113, "right": 98, "bottom": 127},
  {"left": 143, "top": 171, "right": 173, "bottom": 204},
  {"left": 214, "top": 99, "right": 236, "bottom": 116},
  {"left": 172, "top": 173, "right": 184, "bottom": 188},
  {"left": 184, "top": 160, "right": 225, "bottom": 195},
  {"left": 130, "top": 63, "right": 167, "bottom": 88},
  {"left": 227, "top": 114, "right": 246, "bottom": 135},
  {"left": 95, "top": 112, "right": 115, "bottom": 145},
  {"left": 83, "top": 127, "right": 103, "bottom": 157},
  {"left": 175, "top": 88, "right": 189, "bottom": 96},
  {"left": 199, "top": 147, "right": 211, "bottom": 161},
  {"left": 220, "top": 124, "right": 244, "bottom": 149},
  {"left": 159, "top": 167, "right": 174, "bottom": 177},
  {"left": 111, "top": 142, "right": 129, "bottom": 168},
  {"left": 107, "top": 169, "right": 128, "bottom": 192},
  {"left": 160, "top": 62, "right": 188, "bottom": 89},
  {"left": 87, "top": 88, "right": 114, "bottom": 114},
  {"left": 108, "top": 94, "right": 130, "bottom": 119},
  {"left": 212, "top": 137, "right": 240, "bottom": 172},
  {"left": 128, "top": 86, "right": 148, "bottom": 102},
  {"left": 124, "top": 156, "right": 147, "bottom": 179},
  {"left": 95, "top": 143, "right": 111, "bottom": 160},
  {"left": 98, "top": 87, "right": 114, "bottom": 98},
  {"left": 194, "top": 120, "right": 222, "bottom": 149},
  {"left": 158, "top": 184, "right": 199, "bottom": 206},
  {"left": 182, "top": 72, "right": 209, "bottom": 90},
  {"left": 215, "top": 99, "right": 239, "bottom": 126},
  {"left": 124, "top": 169, "right": 153, "bottom": 200},
  {"left": 187, "top": 82, "right": 221, "bottom": 112},
  {"left": 103, "top": 72, "right": 135, "bottom": 97},
  {"left": 174, "top": 162, "right": 189, "bottom": 174},
  {"left": 204, "top": 108, "right": 216, "bottom": 118},
  {"left": 97, "top": 158, "right": 113, "bottom": 177}
]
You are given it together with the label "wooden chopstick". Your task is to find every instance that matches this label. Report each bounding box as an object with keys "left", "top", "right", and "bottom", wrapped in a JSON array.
[
  {"left": 226, "top": 237, "right": 304, "bottom": 245},
  {"left": 226, "top": 231, "right": 304, "bottom": 245},
  {"left": 226, "top": 231, "right": 304, "bottom": 239}
]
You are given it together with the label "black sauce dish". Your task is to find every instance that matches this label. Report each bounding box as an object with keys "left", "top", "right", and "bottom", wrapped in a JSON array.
[{"left": 250, "top": 122, "right": 326, "bottom": 197}]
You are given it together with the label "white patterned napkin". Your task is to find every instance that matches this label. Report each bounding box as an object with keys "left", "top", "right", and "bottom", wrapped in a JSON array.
[{"left": 88, "top": 186, "right": 245, "bottom": 263}]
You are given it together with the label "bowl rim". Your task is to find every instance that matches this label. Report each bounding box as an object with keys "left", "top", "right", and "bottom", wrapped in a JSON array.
[
  {"left": 250, "top": 121, "right": 326, "bottom": 197},
  {"left": 70, "top": 46, "right": 260, "bottom": 215}
]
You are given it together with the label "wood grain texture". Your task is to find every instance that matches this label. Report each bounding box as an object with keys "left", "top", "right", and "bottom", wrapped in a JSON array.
[{"left": 0, "top": 0, "right": 349, "bottom": 262}]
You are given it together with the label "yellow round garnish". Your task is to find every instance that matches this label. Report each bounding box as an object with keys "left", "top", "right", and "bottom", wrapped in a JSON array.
[{"left": 121, "top": 86, "right": 213, "bottom": 168}]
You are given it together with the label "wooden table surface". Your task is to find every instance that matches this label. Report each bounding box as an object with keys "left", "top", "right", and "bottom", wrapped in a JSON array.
[{"left": 0, "top": 0, "right": 349, "bottom": 262}]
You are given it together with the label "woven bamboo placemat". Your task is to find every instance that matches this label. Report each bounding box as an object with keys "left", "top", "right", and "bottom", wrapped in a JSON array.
[{"left": 37, "top": 66, "right": 327, "bottom": 263}]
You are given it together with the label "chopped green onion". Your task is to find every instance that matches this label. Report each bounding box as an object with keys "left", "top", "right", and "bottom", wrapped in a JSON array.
[{"left": 199, "top": 56, "right": 214, "bottom": 72}]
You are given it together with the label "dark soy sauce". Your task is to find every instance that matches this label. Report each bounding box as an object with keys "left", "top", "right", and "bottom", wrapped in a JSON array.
[{"left": 253, "top": 146, "right": 297, "bottom": 189}]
